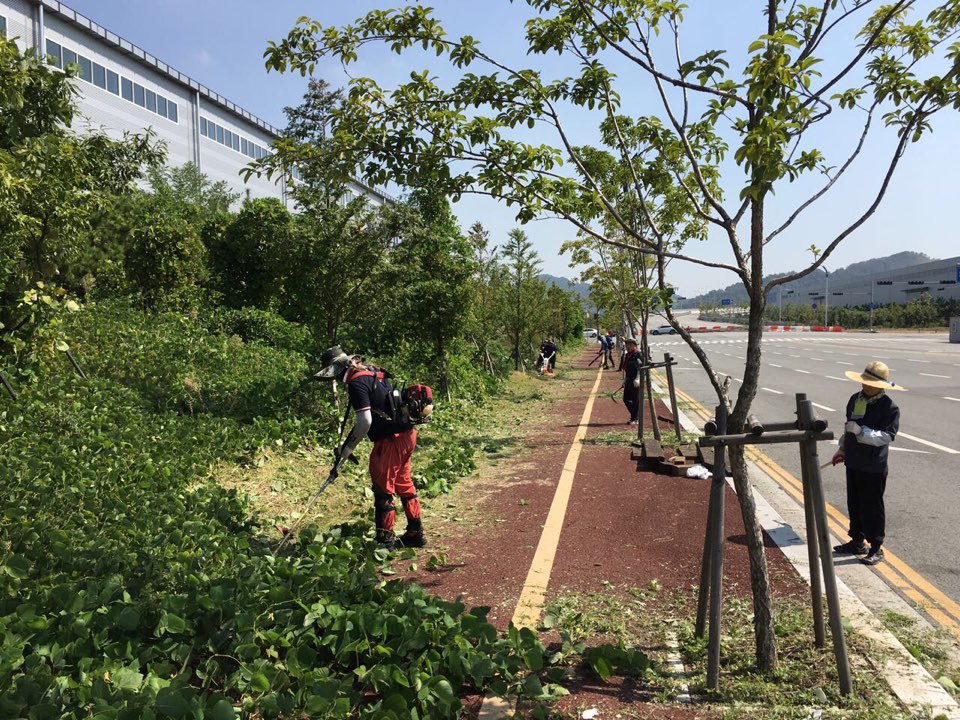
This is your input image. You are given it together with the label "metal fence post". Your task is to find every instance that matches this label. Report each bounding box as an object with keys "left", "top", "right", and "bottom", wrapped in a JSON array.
[
  {"left": 706, "top": 402, "right": 728, "bottom": 690},
  {"left": 796, "top": 393, "right": 826, "bottom": 647}
]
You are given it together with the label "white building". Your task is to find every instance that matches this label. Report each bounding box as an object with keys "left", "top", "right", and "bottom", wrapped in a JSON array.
[{"left": 1, "top": 0, "right": 392, "bottom": 208}]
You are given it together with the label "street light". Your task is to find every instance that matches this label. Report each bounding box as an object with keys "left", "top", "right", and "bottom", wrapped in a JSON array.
[{"left": 821, "top": 267, "right": 830, "bottom": 327}]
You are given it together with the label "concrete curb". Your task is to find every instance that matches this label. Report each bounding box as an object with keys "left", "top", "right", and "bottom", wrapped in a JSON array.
[{"left": 659, "top": 384, "right": 960, "bottom": 718}]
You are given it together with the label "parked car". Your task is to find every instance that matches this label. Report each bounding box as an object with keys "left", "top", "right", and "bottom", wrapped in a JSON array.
[
  {"left": 583, "top": 328, "right": 598, "bottom": 341},
  {"left": 649, "top": 325, "right": 677, "bottom": 335}
]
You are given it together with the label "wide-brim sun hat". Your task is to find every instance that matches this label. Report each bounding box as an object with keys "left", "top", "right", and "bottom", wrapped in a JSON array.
[
  {"left": 624, "top": 337, "right": 638, "bottom": 345},
  {"left": 844, "top": 360, "right": 906, "bottom": 391},
  {"left": 313, "top": 345, "right": 351, "bottom": 380}
]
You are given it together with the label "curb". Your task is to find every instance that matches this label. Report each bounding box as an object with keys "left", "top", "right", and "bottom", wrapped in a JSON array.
[{"left": 657, "top": 381, "right": 960, "bottom": 718}]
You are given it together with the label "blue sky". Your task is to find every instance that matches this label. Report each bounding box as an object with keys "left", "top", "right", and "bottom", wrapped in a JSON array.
[{"left": 66, "top": 1, "right": 960, "bottom": 297}]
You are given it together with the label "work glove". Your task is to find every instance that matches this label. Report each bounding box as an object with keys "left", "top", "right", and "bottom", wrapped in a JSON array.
[
  {"left": 632, "top": 376, "right": 641, "bottom": 388},
  {"left": 334, "top": 444, "right": 359, "bottom": 465},
  {"left": 844, "top": 421, "right": 862, "bottom": 436}
]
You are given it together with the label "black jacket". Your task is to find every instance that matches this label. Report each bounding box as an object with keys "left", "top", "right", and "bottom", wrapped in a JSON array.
[{"left": 841, "top": 391, "right": 899, "bottom": 474}]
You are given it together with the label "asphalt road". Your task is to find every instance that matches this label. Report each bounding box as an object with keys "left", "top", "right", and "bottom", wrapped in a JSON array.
[{"left": 644, "top": 323, "right": 960, "bottom": 607}]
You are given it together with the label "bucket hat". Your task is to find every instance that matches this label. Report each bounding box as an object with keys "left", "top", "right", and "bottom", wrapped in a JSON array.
[
  {"left": 843, "top": 360, "right": 906, "bottom": 391},
  {"left": 313, "top": 346, "right": 351, "bottom": 381}
]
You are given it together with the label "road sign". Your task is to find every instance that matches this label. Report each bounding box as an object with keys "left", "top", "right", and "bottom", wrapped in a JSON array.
[
  {"left": 868, "top": 302, "right": 876, "bottom": 310},
  {"left": 956, "top": 265, "right": 960, "bottom": 282},
  {"left": 721, "top": 298, "right": 731, "bottom": 306},
  {"left": 812, "top": 302, "right": 819, "bottom": 310}
]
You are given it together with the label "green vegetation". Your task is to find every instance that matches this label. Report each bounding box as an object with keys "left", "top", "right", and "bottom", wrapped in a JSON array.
[{"left": 0, "top": 38, "right": 587, "bottom": 718}]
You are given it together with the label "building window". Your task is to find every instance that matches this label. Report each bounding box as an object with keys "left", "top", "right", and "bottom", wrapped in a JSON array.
[
  {"left": 107, "top": 69, "right": 119, "bottom": 95},
  {"left": 134, "top": 83, "right": 145, "bottom": 107},
  {"left": 200, "top": 117, "right": 208, "bottom": 136},
  {"left": 168, "top": 102, "right": 177, "bottom": 122},
  {"left": 46, "top": 40, "right": 62, "bottom": 67},
  {"left": 157, "top": 96, "right": 167, "bottom": 117},
  {"left": 145, "top": 89, "right": 157, "bottom": 113},
  {"left": 0, "top": 16, "right": 7, "bottom": 38},
  {"left": 216, "top": 125, "right": 224, "bottom": 144},
  {"left": 121, "top": 77, "right": 133, "bottom": 101},
  {"left": 92, "top": 63, "right": 106, "bottom": 89},
  {"left": 63, "top": 47, "right": 77, "bottom": 68},
  {"left": 78, "top": 55, "right": 92, "bottom": 82}
]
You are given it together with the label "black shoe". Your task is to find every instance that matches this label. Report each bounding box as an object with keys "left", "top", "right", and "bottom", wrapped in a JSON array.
[
  {"left": 397, "top": 530, "right": 427, "bottom": 548},
  {"left": 861, "top": 547, "right": 884, "bottom": 565},
  {"left": 833, "top": 540, "right": 868, "bottom": 555},
  {"left": 375, "top": 529, "right": 396, "bottom": 552}
]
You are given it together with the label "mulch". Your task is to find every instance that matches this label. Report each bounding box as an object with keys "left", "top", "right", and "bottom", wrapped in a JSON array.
[{"left": 400, "top": 348, "right": 809, "bottom": 719}]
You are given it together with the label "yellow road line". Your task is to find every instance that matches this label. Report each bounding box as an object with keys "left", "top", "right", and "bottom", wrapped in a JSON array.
[
  {"left": 662, "top": 374, "right": 960, "bottom": 637},
  {"left": 510, "top": 363, "right": 605, "bottom": 629}
]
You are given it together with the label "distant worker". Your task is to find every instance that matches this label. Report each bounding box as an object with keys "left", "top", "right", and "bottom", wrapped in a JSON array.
[
  {"left": 600, "top": 329, "right": 616, "bottom": 369},
  {"left": 619, "top": 337, "right": 641, "bottom": 425},
  {"left": 830, "top": 361, "right": 903, "bottom": 566},
  {"left": 537, "top": 337, "right": 558, "bottom": 375}
]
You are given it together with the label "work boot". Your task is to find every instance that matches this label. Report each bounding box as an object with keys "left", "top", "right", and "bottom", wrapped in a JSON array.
[
  {"left": 375, "top": 528, "right": 396, "bottom": 552},
  {"left": 833, "top": 540, "right": 868, "bottom": 556},
  {"left": 397, "top": 530, "right": 427, "bottom": 548}
]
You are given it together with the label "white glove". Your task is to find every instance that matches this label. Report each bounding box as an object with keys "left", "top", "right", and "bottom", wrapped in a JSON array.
[
  {"left": 632, "top": 376, "right": 641, "bottom": 388},
  {"left": 845, "top": 421, "right": 862, "bottom": 435}
]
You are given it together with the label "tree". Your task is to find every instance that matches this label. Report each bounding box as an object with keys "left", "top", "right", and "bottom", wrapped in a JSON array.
[
  {"left": 501, "top": 229, "right": 545, "bottom": 370},
  {"left": 146, "top": 162, "right": 240, "bottom": 220},
  {"left": 265, "top": 3, "right": 960, "bottom": 670},
  {"left": 208, "top": 197, "right": 293, "bottom": 310},
  {"left": 0, "top": 37, "right": 163, "bottom": 320}
]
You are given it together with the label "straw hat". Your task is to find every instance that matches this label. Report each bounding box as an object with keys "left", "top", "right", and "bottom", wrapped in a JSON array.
[
  {"left": 843, "top": 360, "right": 906, "bottom": 391},
  {"left": 624, "top": 337, "right": 638, "bottom": 346}
]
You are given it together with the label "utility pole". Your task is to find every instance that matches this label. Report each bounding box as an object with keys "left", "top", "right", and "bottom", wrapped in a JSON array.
[{"left": 823, "top": 268, "right": 830, "bottom": 327}]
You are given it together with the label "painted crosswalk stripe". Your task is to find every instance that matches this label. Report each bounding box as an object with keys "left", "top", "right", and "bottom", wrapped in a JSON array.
[
  {"left": 795, "top": 369, "right": 811, "bottom": 374},
  {"left": 837, "top": 361, "right": 854, "bottom": 366},
  {"left": 898, "top": 431, "right": 960, "bottom": 455},
  {"left": 770, "top": 363, "right": 782, "bottom": 368},
  {"left": 919, "top": 373, "right": 950, "bottom": 379}
]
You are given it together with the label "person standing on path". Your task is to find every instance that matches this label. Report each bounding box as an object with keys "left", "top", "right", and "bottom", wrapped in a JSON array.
[
  {"left": 601, "top": 329, "right": 616, "bottom": 369},
  {"left": 618, "top": 337, "right": 641, "bottom": 425},
  {"left": 830, "top": 360, "right": 904, "bottom": 566},
  {"left": 315, "top": 346, "right": 427, "bottom": 551}
]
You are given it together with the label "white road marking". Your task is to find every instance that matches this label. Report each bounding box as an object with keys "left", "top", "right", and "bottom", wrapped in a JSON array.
[
  {"left": 837, "top": 362, "right": 854, "bottom": 366},
  {"left": 826, "top": 376, "right": 847, "bottom": 381},
  {"left": 945, "top": 397, "right": 960, "bottom": 403},
  {"left": 762, "top": 387, "right": 784, "bottom": 395},
  {"left": 810, "top": 357, "right": 824, "bottom": 361},
  {"left": 812, "top": 402, "right": 836, "bottom": 412},
  {"left": 735, "top": 355, "right": 745, "bottom": 360},
  {"left": 919, "top": 373, "right": 951, "bottom": 379},
  {"left": 897, "top": 432, "right": 960, "bottom": 455},
  {"left": 889, "top": 447, "right": 935, "bottom": 455},
  {"left": 770, "top": 363, "right": 782, "bottom": 368},
  {"left": 788, "top": 354, "right": 801, "bottom": 358},
  {"left": 795, "top": 369, "right": 811, "bottom": 374},
  {"left": 821, "top": 350, "right": 834, "bottom": 354},
  {"left": 906, "top": 359, "right": 931, "bottom": 364}
]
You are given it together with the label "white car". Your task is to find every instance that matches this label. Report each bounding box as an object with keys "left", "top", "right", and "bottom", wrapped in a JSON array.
[
  {"left": 583, "top": 328, "right": 598, "bottom": 341},
  {"left": 649, "top": 325, "right": 677, "bottom": 335}
]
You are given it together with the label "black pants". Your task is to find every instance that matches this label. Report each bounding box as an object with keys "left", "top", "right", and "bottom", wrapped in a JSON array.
[
  {"left": 845, "top": 467, "right": 887, "bottom": 546},
  {"left": 623, "top": 377, "right": 639, "bottom": 421}
]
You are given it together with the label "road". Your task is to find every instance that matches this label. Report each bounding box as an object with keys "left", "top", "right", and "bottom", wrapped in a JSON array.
[{"left": 644, "top": 324, "right": 960, "bottom": 610}]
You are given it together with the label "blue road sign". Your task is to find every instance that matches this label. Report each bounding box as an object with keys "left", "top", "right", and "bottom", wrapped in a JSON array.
[
  {"left": 721, "top": 298, "right": 732, "bottom": 306},
  {"left": 868, "top": 302, "right": 876, "bottom": 310},
  {"left": 956, "top": 265, "right": 960, "bottom": 282},
  {"left": 812, "top": 302, "right": 819, "bottom": 310}
]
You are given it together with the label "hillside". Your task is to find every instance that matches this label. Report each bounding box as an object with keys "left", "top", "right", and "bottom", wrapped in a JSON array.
[
  {"left": 540, "top": 273, "right": 592, "bottom": 302},
  {"left": 680, "top": 251, "right": 933, "bottom": 307}
]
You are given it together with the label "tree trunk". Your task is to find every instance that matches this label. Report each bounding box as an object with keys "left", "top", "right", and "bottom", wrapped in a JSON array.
[{"left": 728, "top": 199, "right": 778, "bottom": 673}]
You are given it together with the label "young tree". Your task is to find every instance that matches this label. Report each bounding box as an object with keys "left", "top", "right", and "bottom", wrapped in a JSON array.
[
  {"left": 146, "top": 162, "right": 240, "bottom": 220},
  {"left": 501, "top": 229, "right": 545, "bottom": 370},
  {"left": 265, "top": 2, "right": 960, "bottom": 670}
]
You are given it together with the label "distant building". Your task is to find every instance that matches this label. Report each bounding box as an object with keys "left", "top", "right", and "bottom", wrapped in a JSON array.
[
  {"left": 782, "top": 256, "right": 960, "bottom": 309},
  {"left": 1, "top": 0, "right": 393, "bottom": 208}
]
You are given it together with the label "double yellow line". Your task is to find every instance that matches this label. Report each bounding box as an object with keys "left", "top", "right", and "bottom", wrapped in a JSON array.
[{"left": 662, "top": 375, "right": 960, "bottom": 640}]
